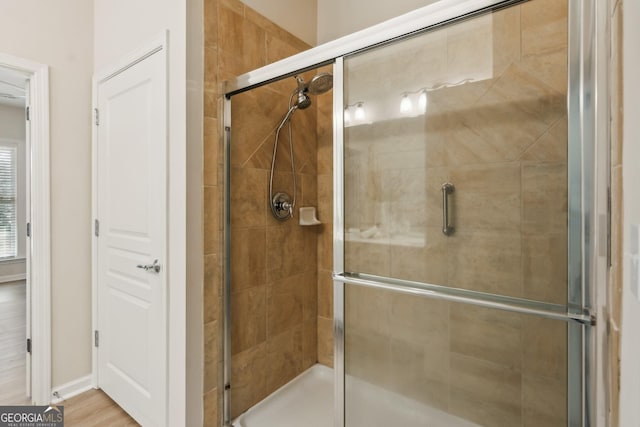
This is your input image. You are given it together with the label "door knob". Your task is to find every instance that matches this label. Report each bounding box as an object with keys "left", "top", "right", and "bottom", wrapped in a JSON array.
[{"left": 137, "top": 259, "right": 161, "bottom": 273}]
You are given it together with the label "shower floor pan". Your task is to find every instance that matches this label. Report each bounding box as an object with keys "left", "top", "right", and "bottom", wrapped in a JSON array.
[{"left": 232, "top": 364, "right": 479, "bottom": 427}]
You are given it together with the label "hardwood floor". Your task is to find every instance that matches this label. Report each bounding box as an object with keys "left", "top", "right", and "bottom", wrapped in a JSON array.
[
  {"left": 0, "top": 281, "right": 29, "bottom": 405},
  {"left": 63, "top": 389, "right": 139, "bottom": 426}
]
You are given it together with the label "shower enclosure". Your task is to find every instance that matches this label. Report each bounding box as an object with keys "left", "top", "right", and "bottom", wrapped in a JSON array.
[{"left": 222, "top": 0, "right": 604, "bottom": 425}]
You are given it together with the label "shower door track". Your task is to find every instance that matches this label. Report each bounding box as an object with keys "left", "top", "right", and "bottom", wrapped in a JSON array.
[{"left": 333, "top": 272, "right": 596, "bottom": 325}]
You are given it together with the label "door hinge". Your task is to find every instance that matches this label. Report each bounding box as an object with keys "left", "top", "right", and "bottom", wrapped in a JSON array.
[
  {"left": 94, "top": 330, "right": 99, "bottom": 347},
  {"left": 26, "top": 106, "right": 30, "bottom": 121},
  {"left": 94, "top": 108, "right": 99, "bottom": 126},
  {"left": 94, "top": 219, "right": 99, "bottom": 237},
  {"left": 26, "top": 222, "right": 30, "bottom": 238},
  {"left": 26, "top": 338, "right": 31, "bottom": 354}
]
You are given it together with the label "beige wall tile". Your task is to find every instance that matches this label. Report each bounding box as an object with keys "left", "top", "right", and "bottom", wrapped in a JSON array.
[
  {"left": 449, "top": 354, "right": 522, "bottom": 427},
  {"left": 204, "top": 46, "right": 218, "bottom": 91},
  {"left": 317, "top": 93, "right": 333, "bottom": 175},
  {"left": 302, "top": 269, "right": 318, "bottom": 322},
  {"left": 345, "top": 329, "right": 392, "bottom": 388},
  {"left": 203, "top": 387, "right": 219, "bottom": 427},
  {"left": 522, "top": 373, "right": 567, "bottom": 427},
  {"left": 448, "top": 230, "right": 522, "bottom": 297},
  {"left": 317, "top": 174, "right": 333, "bottom": 222},
  {"left": 492, "top": 5, "right": 522, "bottom": 77},
  {"left": 345, "top": 241, "right": 391, "bottom": 277},
  {"left": 522, "top": 163, "right": 567, "bottom": 234},
  {"left": 521, "top": 0, "right": 568, "bottom": 93},
  {"left": 204, "top": 90, "right": 217, "bottom": 119},
  {"left": 446, "top": 15, "right": 494, "bottom": 84},
  {"left": 389, "top": 293, "right": 448, "bottom": 346},
  {"left": 266, "top": 223, "right": 313, "bottom": 282},
  {"left": 522, "top": 232, "right": 567, "bottom": 304},
  {"left": 204, "top": 254, "right": 220, "bottom": 324},
  {"left": 266, "top": 327, "right": 304, "bottom": 391},
  {"left": 204, "top": 117, "right": 219, "bottom": 187},
  {"left": 204, "top": 0, "right": 218, "bottom": 48},
  {"left": 230, "top": 227, "right": 266, "bottom": 292},
  {"left": 230, "top": 286, "right": 266, "bottom": 355},
  {"left": 317, "top": 270, "right": 333, "bottom": 319},
  {"left": 218, "top": 3, "right": 267, "bottom": 76},
  {"left": 318, "top": 222, "right": 333, "bottom": 272},
  {"left": 303, "top": 319, "right": 318, "bottom": 369},
  {"left": 230, "top": 167, "right": 267, "bottom": 227},
  {"left": 346, "top": 286, "right": 392, "bottom": 338},
  {"left": 388, "top": 337, "right": 449, "bottom": 411},
  {"left": 450, "top": 162, "right": 521, "bottom": 231},
  {"left": 204, "top": 186, "right": 220, "bottom": 255},
  {"left": 204, "top": 320, "right": 219, "bottom": 394},
  {"left": 301, "top": 173, "right": 318, "bottom": 207},
  {"left": 230, "top": 343, "right": 267, "bottom": 418},
  {"left": 266, "top": 273, "right": 303, "bottom": 338},
  {"left": 520, "top": 116, "right": 568, "bottom": 163},
  {"left": 450, "top": 304, "right": 522, "bottom": 370},
  {"left": 317, "top": 316, "right": 334, "bottom": 367},
  {"left": 522, "top": 317, "right": 567, "bottom": 380},
  {"left": 230, "top": 86, "right": 287, "bottom": 168}
]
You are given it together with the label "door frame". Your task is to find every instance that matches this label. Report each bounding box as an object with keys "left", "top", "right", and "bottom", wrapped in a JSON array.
[
  {"left": 91, "top": 32, "right": 178, "bottom": 425},
  {"left": 0, "top": 53, "right": 51, "bottom": 405}
]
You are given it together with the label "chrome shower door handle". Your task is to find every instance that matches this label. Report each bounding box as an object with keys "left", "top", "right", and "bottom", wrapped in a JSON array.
[
  {"left": 137, "top": 259, "right": 161, "bottom": 273},
  {"left": 442, "top": 183, "right": 455, "bottom": 236}
]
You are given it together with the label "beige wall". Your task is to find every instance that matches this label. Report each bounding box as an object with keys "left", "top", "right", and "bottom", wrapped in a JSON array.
[
  {"left": 317, "top": 0, "right": 438, "bottom": 44},
  {"left": 0, "top": 0, "right": 94, "bottom": 388},
  {"left": 240, "top": 0, "right": 317, "bottom": 46}
]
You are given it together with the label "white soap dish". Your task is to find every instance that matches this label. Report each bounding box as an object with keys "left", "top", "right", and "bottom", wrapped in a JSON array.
[{"left": 299, "top": 207, "right": 321, "bottom": 226}]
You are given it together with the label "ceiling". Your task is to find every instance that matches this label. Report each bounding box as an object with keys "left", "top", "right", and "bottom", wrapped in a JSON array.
[{"left": 0, "top": 67, "right": 27, "bottom": 108}]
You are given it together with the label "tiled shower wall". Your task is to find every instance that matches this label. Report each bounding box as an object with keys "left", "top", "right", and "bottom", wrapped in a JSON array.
[
  {"left": 202, "top": 0, "right": 318, "bottom": 423},
  {"left": 342, "top": 1, "right": 569, "bottom": 426},
  {"left": 316, "top": 69, "right": 334, "bottom": 367}
]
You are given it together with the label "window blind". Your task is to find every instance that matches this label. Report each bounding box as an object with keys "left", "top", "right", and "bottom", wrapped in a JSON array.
[{"left": 0, "top": 145, "right": 17, "bottom": 259}]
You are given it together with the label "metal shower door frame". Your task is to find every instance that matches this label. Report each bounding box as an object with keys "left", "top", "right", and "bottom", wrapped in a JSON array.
[{"left": 221, "top": 0, "right": 606, "bottom": 425}]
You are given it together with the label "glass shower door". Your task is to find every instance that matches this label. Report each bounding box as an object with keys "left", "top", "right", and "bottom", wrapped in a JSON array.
[{"left": 336, "top": 0, "right": 588, "bottom": 426}]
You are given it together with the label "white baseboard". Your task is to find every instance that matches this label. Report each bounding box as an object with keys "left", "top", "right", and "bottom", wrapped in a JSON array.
[{"left": 51, "top": 375, "right": 93, "bottom": 404}]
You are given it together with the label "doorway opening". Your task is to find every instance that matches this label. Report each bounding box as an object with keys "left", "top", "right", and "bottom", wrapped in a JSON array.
[
  {"left": 0, "top": 65, "right": 29, "bottom": 405},
  {"left": 0, "top": 54, "right": 51, "bottom": 406}
]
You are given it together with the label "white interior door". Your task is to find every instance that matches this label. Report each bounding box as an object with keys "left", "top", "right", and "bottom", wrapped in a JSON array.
[{"left": 96, "top": 47, "right": 167, "bottom": 426}]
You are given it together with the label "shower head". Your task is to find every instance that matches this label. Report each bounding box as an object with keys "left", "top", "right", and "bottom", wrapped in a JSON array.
[{"left": 307, "top": 72, "right": 333, "bottom": 95}]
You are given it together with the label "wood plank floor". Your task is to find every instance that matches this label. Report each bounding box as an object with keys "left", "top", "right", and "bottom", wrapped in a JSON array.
[
  {"left": 63, "top": 389, "right": 139, "bottom": 426},
  {"left": 0, "top": 281, "right": 29, "bottom": 405}
]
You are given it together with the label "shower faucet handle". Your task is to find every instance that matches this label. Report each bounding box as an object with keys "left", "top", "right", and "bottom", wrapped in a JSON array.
[{"left": 271, "top": 192, "right": 294, "bottom": 220}]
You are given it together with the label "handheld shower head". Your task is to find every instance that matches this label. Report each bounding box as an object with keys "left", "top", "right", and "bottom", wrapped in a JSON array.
[{"left": 307, "top": 72, "right": 333, "bottom": 95}]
